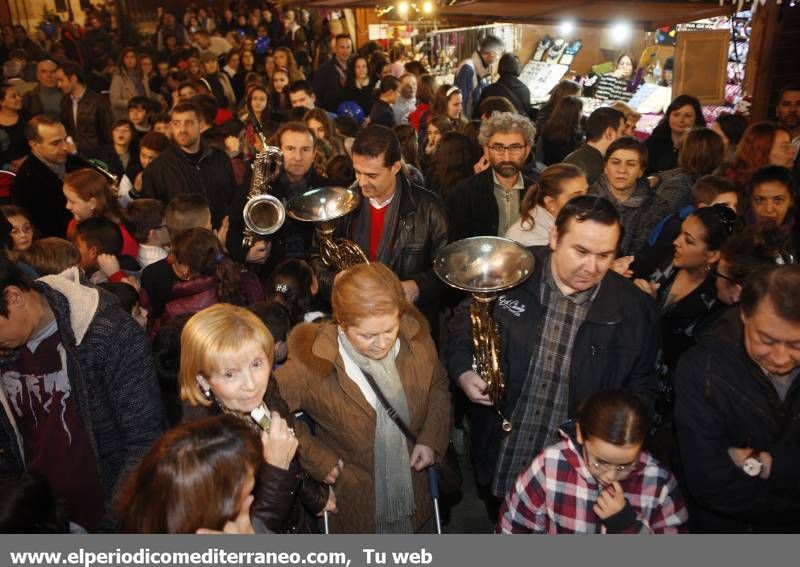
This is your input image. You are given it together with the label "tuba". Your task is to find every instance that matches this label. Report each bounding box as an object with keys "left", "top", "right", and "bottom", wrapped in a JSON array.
[
  {"left": 242, "top": 116, "right": 285, "bottom": 248},
  {"left": 73, "top": 155, "right": 121, "bottom": 196},
  {"left": 434, "top": 236, "right": 535, "bottom": 433},
  {"left": 286, "top": 185, "right": 368, "bottom": 272}
]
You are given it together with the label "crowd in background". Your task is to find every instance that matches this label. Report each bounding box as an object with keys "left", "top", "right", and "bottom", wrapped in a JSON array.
[{"left": 1, "top": 1, "right": 800, "bottom": 535}]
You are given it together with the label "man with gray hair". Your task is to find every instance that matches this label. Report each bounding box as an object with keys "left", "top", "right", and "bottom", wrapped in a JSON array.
[
  {"left": 22, "top": 58, "right": 63, "bottom": 117},
  {"left": 454, "top": 34, "right": 505, "bottom": 119},
  {"left": 446, "top": 111, "right": 536, "bottom": 241},
  {"left": 3, "top": 59, "right": 36, "bottom": 97}
]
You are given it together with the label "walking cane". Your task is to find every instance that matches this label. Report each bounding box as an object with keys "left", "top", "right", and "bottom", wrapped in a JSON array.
[
  {"left": 426, "top": 466, "right": 443, "bottom": 534},
  {"left": 323, "top": 510, "right": 330, "bottom": 534}
]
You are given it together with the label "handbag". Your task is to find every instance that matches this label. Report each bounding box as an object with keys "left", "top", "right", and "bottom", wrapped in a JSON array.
[{"left": 361, "top": 370, "right": 463, "bottom": 496}]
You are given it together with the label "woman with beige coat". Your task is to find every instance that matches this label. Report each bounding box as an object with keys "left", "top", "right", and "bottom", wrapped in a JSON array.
[{"left": 275, "top": 263, "right": 451, "bottom": 533}]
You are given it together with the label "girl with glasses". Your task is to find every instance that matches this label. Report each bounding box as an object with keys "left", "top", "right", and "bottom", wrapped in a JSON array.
[{"left": 498, "top": 390, "right": 688, "bottom": 534}]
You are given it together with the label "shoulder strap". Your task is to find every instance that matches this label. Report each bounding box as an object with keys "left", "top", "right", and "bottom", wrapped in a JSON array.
[{"left": 361, "top": 369, "right": 418, "bottom": 445}]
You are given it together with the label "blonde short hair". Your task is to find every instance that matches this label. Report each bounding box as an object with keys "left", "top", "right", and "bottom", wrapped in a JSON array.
[
  {"left": 179, "top": 304, "right": 275, "bottom": 406},
  {"left": 332, "top": 263, "right": 407, "bottom": 328}
]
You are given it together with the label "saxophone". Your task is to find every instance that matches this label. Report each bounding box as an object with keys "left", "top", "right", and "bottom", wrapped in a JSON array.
[{"left": 241, "top": 116, "right": 284, "bottom": 248}]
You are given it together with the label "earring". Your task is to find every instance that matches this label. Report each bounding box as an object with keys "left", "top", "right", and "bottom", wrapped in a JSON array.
[{"left": 197, "top": 377, "right": 213, "bottom": 400}]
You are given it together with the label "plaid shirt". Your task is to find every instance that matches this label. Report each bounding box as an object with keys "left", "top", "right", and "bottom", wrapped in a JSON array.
[
  {"left": 497, "top": 429, "right": 688, "bottom": 534},
  {"left": 492, "top": 258, "right": 596, "bottom": 497}
]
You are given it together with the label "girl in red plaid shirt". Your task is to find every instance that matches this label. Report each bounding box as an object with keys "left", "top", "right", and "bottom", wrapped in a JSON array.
[{"left": 497, "top": 390, "right": 688, "bottom": 534}]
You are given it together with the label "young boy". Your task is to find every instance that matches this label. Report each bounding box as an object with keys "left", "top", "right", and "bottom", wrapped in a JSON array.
[
  {"left": 73, "top": 217, "right": 140, "bottom": 285},
  {"left": 122, "top": 198, "right": 170, "bottom": 270},
  {"left": 127, "top": 96, "right": 153, "bottom": 140}
]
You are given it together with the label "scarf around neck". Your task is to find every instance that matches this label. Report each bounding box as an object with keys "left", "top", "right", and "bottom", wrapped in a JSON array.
[{"left": 338, "top": 329, "right": 415, "bottom": 533}]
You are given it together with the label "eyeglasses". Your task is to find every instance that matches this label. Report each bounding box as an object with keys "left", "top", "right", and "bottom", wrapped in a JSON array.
[
  {"left": 709, "top": 265, "right": 736, "bottom": 283},
  {"left": 487, "top": 143, "right": 528, "bottom": 156},
  {"left": 10, "top": 225, "right": 33, "bottom": 236},
  {"left": 583, "top": 446, "right": 639, "bottom": 474}
]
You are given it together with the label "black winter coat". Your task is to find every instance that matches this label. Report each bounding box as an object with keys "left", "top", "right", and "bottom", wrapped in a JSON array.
[
  {"left": 141, "top": 143, "right": 237, "bottom": 228},
  {"left": 11, "top": 154, "right": 80, "bottom": 237},
  {"left": 182, "top": 378, "right": 328, "bottom": 534},
  {"left": 445, "top": 168, "right": 535, "bottom": 242},
  {"left": 312, "top": 57, "right": 347, "bottom": 113},
  {"left": 478, "top": 75, "right": 532, "bottom": 118},
  {"left": 446, "top": 246, "right": 660, "bottom": 485},
  {"left": 674, "top": 310, "right": 800, "bottom": 533},
  {"left": 60, "top": 88, "right": 113, "bottom": 160}
]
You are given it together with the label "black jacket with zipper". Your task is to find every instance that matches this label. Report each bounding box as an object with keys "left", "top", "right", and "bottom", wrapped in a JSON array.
[
  {"left": 140, "top": 142, "right": 237, "bottom": 228},
  {"left": 445, "top": 168, "right": 535, "bottom": 242},
  {"left": 674, "top": 309, "right": 800, "bottom": 533},
  {"left": 446, "top": 246, "right": 660, "bottom": 485}
]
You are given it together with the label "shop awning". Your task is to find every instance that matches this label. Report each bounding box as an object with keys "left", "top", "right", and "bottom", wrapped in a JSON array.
[{"left": 308, "top": 0, "right": 735, "bottom": 29}]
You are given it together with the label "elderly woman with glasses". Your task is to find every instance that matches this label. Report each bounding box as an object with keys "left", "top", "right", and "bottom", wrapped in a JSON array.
[
  {"left": 275, "top": 263, "right": 451, "bottom": 533},
  {"left": 498, "top": 390, "right": 688, "bottom": 534}
]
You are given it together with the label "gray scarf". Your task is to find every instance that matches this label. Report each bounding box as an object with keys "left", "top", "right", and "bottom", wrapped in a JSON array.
[{"left": 338, "top": 330, "right": 415, "bottom": 533}]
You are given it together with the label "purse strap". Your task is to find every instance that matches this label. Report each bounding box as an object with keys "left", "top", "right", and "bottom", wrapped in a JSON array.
[{"left": 361, "top": 369, "right": 418, "bottom": 445}]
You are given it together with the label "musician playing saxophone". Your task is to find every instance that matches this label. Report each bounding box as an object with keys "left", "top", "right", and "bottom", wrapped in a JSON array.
[
  {"left": 446, "top": 195, "right": 658, "bottom": 508},
  {"left": 227, "top": 122, "right": 330, "bottom": 277},
  {"left": 309, "top": 125, "right": 448, "bottom": 337}
]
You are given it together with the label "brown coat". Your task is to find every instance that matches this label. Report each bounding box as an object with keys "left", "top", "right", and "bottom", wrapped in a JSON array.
[{"left": 274, "top": 307, "right": 451, "bottom": 533}]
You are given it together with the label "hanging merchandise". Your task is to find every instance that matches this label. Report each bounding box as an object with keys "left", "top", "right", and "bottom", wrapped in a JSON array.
[
  {"left": 558, "top": 40, "right": 583, "bottom": 66},
  {"left": 545, "top": 38, "right": 568, "bottom": 64},
  {"left": 532, "top": 35, "right": 553, "bottom": 61}
]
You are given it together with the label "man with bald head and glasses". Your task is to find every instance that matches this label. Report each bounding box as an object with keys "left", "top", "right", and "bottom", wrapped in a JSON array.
[{"left": 445, "top": 111, "right": 537, "bottom": 243}]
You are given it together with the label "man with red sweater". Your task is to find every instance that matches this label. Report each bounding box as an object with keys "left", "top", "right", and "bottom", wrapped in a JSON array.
[{"left": 311, "top": 125, "right": 448, "bottom": 329}]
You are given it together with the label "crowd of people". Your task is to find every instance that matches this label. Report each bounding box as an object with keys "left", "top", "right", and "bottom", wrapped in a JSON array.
[{"left": 1, "top": 2, "right": 800, "bottom": 535}]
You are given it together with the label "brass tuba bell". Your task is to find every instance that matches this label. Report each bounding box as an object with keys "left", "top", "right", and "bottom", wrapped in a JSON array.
[
  {"left": 434, "top": 236, "right": 535, "bottom": 433},
  {"left": 286, "top": 185, "right": 368, "bottom": 271}
]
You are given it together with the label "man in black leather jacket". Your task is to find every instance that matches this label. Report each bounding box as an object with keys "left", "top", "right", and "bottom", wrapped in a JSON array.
[
  {"left": 310, "top": 125, "right": 448, "bottom": 328},
  {"left": 447, "top": 195, "right": 659, "bottom": 502}
]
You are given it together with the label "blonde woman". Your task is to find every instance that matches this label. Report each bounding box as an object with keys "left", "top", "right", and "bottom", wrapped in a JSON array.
[
  {"left": 275, "top": 263, "right": 451, "bottom": 533},
  {"left": 179, "top": 304, "right": 334, "bottom": 533}
]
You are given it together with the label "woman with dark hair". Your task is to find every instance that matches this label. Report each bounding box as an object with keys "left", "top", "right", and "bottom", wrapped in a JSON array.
[
  {"left": 175, "top": 305, "right": 333, "bottom": 533},
  {"left": 635, "top": 204, "right": 737, "bottom": 379},
  {"left": 266, "top": 258, "right": 321, "bottom": 325},
  {"left": 594, "top": 53, "right": 635, "bottom": 102},
  {"left": 539, "top": 95, "right": 583, "bottom": 165},
  {"left": 431, "top": 84, "right": 466, "bottom": 129},
  {"left": 426, "top": 131, "right": 480, "bottom": 199},
  {"left": 420, "top": 114, "right": 454, "bottom": 176},
  {"left": 711, "top": 113, "right": 749, "bottom": 162},
  {"left": 645, "top": 94, "right": 706, "bottom": 175},
  {"left": 273, "top": 46, "right": 305, "bottom": 82},
  {"left": 718, "top": 122, "right": 796, "bottom": 190},
  {"left": 656, "top": 127, "right": 726, "bottom": 213},
  {"left": 305, "top": 107, "right": 345, "bottom": 156},
  {"left": 156, "top": 228, "right": 261, "bottom": 329},
  {"left": 344, "top": 55, "right": 375, "bottom": 116},
  {"left": 109, "top": 47, "right": 145, "bottom": 120},
  {"left": 1, "top": 204, "right": 35, "bottom": 262},
  {"left": 535, "top": 79, "right": 580, "bottom": 137},
  {"left": 275, "top": 263, "right": 451, "bottom": 533},
  {"left": 269, "top": 68, "right": 291, "bottom": 116},
  {"left": 742, "top": 165, "right": 796, "bottom": 245},
  {"left": 409, "top": 74, "right": 437, "bottom": 133},
  {"left": 241, "top": 85, "right": 273, "bottom": 158},
  {"left": 0, "top": 83, "right": 29, "bottom": 171},
  {"left": 393, "top": 124, "right": 424, "bottom": 185},
  {"left": 117, "top": 415, "right": 264, "bottom": 533},
  {"left": 499, "top": 390, "right": 688, "bottom": 534},
  {"left": 506, "top": 164, "right": 588, "bottom": 246}
]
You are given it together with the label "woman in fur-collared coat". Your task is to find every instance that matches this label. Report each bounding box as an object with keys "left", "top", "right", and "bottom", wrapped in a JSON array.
[{"left": 275, "top": 263, "right": 451, "bottom": 534}]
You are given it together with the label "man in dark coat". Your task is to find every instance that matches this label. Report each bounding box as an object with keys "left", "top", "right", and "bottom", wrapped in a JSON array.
[
  {"left": 477, "top": 53, "right": 531, "bottom": 118},
  {"left": 56, "top": 60, "right": 112, "bottom": 160},
  {"left": 310, "top": 125, "right": 448, "bottom": 328},
  {"left": 11, "top": 115, "right": 74, "bottom": 237},
  {"left": 447, "top": 195, "right": 659, "bottom": 504},
  {"left": 446, "top": 111, "right": 536, "bottom": 241},
  {"left": 141, "top": 101, "right": 237, "bottom": 228},
  {"left": 674, "top": 265, "right": 800, "bottom": 533},
  {"left": 0, "top": 257, "right": 167, "bottom": 531},
  {"left": 312, "top": 34, "right": 352, "bottom": 113},
  {"left": 227, "top": 121, "right": 329, "bottom": 277}
]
